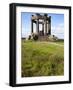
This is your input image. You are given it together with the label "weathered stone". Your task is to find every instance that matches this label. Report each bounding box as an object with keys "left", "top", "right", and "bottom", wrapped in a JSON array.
[{"left": 31, "top": 14, "right": 51, "bottom": 41}]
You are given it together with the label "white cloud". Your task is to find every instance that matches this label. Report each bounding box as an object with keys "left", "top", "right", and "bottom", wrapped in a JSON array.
[
  {"left": 52, "top": 23, "right": 64, "bottom": 34},
  {"left": 22, "top": 27, "right": 31, "bottom": 38},
  {"left": 51, "top": 23, "right": 64, "bottom": 39},
  {"left": 59, "top": 23, "right": 64, "bottom": 27}
]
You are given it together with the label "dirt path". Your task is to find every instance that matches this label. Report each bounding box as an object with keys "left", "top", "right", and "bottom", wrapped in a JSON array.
[
  {"left": 49, "top": 42, "right": 64, "bottom": 47},
  {"left": 38, "top": 41, "right": 64, "bottom": 47}
]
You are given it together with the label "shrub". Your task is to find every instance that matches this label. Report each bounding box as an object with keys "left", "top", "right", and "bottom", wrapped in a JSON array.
[
  {"left": 28, "top": 35, "right": 31, "bottom": 40},
  {"left": 32, "top": 33, "right": 38, "bottom": 41},
  {"left": 48, "top": 35, "right": 58, "bottom": 41}
]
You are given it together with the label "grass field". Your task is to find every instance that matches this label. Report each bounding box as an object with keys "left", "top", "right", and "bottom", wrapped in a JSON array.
[{"left": 21, "top": 40, "right": 64, "bottom": 77}]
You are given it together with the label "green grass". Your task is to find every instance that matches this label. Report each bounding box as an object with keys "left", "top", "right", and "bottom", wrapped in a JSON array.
[
  {"left": 55, "top": 40, "right": 64, "bottom": 45},
  {"left": 21, "top": 40, "right": 64, "bottom": 77}
]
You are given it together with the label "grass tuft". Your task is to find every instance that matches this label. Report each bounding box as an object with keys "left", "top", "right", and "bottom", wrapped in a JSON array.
[{"left": 21, "top": 40, "right": 64, "bottom": 77}]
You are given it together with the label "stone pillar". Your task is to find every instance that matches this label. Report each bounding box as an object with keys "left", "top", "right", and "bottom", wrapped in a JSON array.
[
  {"left": 49, "top": 16, "right": 51, "bottom": 35},
  {"left": 45, "top": 20, "right": 47, "bottom": 35},
  {"left": 47, "top": 21, "right": 48, "bottom": 34},
  {"left": 47, "top": 22, "right": 49, "bottom": 34},
  {"left": 48, "top": 16, "right": 51, "bottom": 35},
  {"left": 36, "top": 19, "right": 39, "bottom": 34},
  {"left": 31, "top": 19, "right": 33, "bottom": 34},
  {"left": 42, "top": 23, "right": 44, "bottom": 35}
]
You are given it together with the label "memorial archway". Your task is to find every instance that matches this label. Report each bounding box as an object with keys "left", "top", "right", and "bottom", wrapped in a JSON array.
[{"left": 31, "top": 14, "right": 51, "bottom": 36}]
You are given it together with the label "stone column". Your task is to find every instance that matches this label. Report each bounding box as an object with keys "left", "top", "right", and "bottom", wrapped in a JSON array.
[
  {"left": 45, "top": 20, "right": 47, "bottom": 35},
  {"left": 49, "top": 16, "right": 51, "bottom": 35},
  {"left": 47, "top": 22, "right": 49, "bottom": 34},
  {"left": 36, "top": 19, "right": 39, "bottom": 34},
  {"left": 47, "top": 21, "right": 48, "bottom": 34},
  {"left": 48, "top": 16, "right": 51, "bottom": 35},
  {"left": 31, "top": 19, "right": 33, "bottom": 34},
  {"left": 42, "top": 23, "right": 44, "bottom": 35}
]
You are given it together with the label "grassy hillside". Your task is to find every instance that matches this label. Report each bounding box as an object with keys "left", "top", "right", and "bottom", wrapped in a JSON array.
[{"left": 21, "top": 40, "right": 64, "bottom": 77}]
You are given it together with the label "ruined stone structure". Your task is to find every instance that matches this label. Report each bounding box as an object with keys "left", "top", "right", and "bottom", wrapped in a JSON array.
[{"left": 31, "top": 14, "right": 51, "bottom": 37}]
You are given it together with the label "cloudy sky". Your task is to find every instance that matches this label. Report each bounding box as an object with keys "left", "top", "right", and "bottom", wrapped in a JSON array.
[{"left": 21, "top": 13, "right": 64, "bottom": 39}]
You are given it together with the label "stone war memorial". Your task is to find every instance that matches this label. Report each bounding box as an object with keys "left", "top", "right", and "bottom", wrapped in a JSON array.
[{"left": 31, "top": 14, "right": 51, "bottom": 41}]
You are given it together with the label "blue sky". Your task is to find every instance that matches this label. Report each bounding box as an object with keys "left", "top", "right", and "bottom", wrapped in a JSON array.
[{"left": 21, "top": 13, "right": 64, "bottom": 39}]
